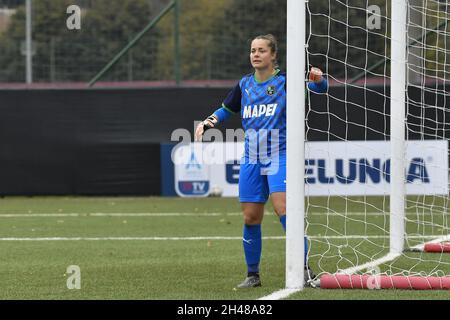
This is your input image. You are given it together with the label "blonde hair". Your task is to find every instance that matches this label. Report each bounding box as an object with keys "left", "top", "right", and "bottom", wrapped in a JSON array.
[{"left": 253, "top": 34, "right": 279, "bottom": 69}]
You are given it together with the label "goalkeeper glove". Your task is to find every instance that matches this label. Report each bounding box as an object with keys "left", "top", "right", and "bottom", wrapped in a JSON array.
[
  {"left": 195, "top": 114, "right": 218, "bottom": 141},
  {"left": 309, "top": 67, "right": 323, "bottom": 83}
]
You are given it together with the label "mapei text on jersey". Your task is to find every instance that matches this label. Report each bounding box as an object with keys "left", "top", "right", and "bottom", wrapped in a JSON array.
[{"left": 242, "top": 104, "right": 278, "bottom": 118}]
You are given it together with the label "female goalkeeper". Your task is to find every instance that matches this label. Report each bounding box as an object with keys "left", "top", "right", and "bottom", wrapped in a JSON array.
[{"left": 195, "top": 34, "right": 328, "bottom": 288}]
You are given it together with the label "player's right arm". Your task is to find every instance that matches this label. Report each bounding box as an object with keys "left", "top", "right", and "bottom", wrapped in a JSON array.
[{"left": 195, "top": 83, "right": 242, "bottom": 141}]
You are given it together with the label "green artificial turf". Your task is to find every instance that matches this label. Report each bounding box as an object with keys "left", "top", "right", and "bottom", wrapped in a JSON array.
[{"left": 0, "top": 196, "right": 448, "bottom": 300}]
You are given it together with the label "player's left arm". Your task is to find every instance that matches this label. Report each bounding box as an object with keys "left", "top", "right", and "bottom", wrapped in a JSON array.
[
  {"left": 194, "top": 83, "right": 241, "bottom": 141},
  {"left": 307, "top": 67, "right": 328, "bottom": 94}
]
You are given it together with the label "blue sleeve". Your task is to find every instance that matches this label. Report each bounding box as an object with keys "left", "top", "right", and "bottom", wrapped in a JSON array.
[
  {"left": 222, "top": 83, "right": 242, "bottom": 114},
  {"left": 213, "top": 106, "right": 233, "bottom": 123},
  {"left": 307, "top": 78, "right": 328, "bottom": 94},
  {"left": 283, "top": 73, "right": 328, "bottom": 95}
]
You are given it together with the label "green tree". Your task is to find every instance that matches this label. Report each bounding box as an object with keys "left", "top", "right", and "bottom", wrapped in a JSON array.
[
  {"left": 210, "top": 0, "right": 287, "bottom": 80},
  {"left": 0, "top": 4, "right": 26, "bottom": 81},
  {"left": 307, "top": 0, "right": 390, "bottom": 80},
  {"left": 154, "top": 0, "right": 231, "bottom": 81},
  {"left": 421, "top": 2, "right": 450, "bottom": 79},
  {"left": 208, "top": 0, "right": 390, "bottom": 80},
  {"left": 0, "top": 0, "right": 163, "bottom": 82}
]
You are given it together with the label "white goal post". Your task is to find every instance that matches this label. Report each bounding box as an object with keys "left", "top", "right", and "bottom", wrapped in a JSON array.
[
  {"left": 286, "top": 0, "right": 450, "bottom": 291},
  {"left": 390, "top": 0, "right": 407, "bottom": 255},
  {"left": 286, "top": 0, "right": 306, "bottom": 290}
]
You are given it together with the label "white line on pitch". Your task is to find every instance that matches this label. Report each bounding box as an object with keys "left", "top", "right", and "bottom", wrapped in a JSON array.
[
  {"left": 0, "top": 212, "right": 240, "bottom": 217},
  {"left": 410, "top": 234, "right": 450, "bottom": 251},
  {"left": 310, "top": 235, "right": 448, "bottom": 240},
  {"left": 0, "top": 236, "right": 284, "bottom": 241},
  {"left": 258, "top": 289, "right": 301, "bottom": 301},
  {"left": 311, "top": 212, "right": 450, "bottom": 216},
  {"left": 0, "top": 235, "right": 445, "bottom": 241},
  {"left": 333, "top": 253, "right": 401, "bottom": 276},
  {"left": 0, "top": 211, "right": 447, "bottom": 218}
]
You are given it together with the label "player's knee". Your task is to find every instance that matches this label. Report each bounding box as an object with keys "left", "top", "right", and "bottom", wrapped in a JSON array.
[
  {"left": 244, "top": 216, "right": 261, "bottom": 225},
  {"left": 271, "top": 192, "right": 286, "bottom": 217},
  {"left": 242, "top": 210, "right": 263, "bottom": 225},
  {"left": 273, "top": 204, "right": 286, "bottom": 217},
  {"left": 241, "top": 203, "right": 264, "bottom": 225}
]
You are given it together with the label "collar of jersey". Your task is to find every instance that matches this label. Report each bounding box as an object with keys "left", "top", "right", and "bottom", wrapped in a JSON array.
[{"left": 253, "top": 68, "right": 280, "bottom": 84}]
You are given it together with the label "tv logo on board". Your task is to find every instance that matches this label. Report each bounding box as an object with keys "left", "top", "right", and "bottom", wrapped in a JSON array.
[
  {"left": 178, "top": 181, "right": 209, "bottom": 195},
  {"left": 175, "top": 149, "right": 210, "bottom": 197}
]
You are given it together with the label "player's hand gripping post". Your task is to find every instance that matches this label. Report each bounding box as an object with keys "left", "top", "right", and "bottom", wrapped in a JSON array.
[{"left": 195, "top": 114, "right": 218, "bottom": 141}]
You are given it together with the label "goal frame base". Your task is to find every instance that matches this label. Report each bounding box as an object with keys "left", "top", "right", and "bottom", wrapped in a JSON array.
[
  {"left": 424, "top": 243, "right": 450, "bottom": 253},
  {"left": 319, "top": 274, "right": 450, "bottom": 290}
]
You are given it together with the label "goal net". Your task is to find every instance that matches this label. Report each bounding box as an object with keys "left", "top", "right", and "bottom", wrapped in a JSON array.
[{"left": 297, "top": 0, "right": 450, "bottom": 289}]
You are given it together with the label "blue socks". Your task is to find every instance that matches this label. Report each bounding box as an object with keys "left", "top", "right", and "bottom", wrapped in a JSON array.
[
  {"left": 280, "top": 214, "right": 287, "bottom": 230},
  {"left": 243, "top": 224, "right": 262, "bottom": 274},
  {"left": 279, "top": 214, "right": 308, "bottom": 265},
  {"left": 242, "top": 215, "right": 309, "bottom": 276}
]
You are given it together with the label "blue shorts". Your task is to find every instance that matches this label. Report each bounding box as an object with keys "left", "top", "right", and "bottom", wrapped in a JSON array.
[{"left": 239, "top": 155, "right": 286, "bottom": 203}]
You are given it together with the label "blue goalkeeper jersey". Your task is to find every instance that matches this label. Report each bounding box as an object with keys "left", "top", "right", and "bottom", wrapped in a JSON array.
[{"left": 220, "top": 69, "right": 327, "bottom": 160}]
